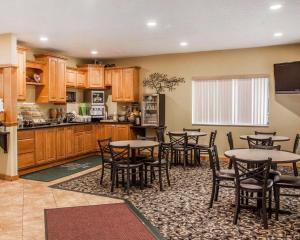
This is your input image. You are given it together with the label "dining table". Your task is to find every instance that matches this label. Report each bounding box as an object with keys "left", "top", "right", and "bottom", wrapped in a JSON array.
[
  {"left": 224, "top": 148, "right": 300, "bottom": 164},
  {"left": 240, "top": 135, "right": 290, "bottom": 142},
  {"left": 168, "top": 131, "right": 207, "bottom": 137}
]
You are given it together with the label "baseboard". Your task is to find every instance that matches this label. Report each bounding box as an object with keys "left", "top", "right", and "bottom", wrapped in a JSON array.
[{"left": 0, "top": 174, "right": 19, "bottom": 181}]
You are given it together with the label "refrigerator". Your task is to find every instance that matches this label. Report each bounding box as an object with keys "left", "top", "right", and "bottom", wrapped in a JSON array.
[{"left": 141, "top": 94, "right": 165, "bottom": 126}]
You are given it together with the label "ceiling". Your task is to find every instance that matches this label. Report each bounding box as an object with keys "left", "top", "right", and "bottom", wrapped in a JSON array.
[{"left": 1, "top": 0, "right": 300, "bottom": 59}]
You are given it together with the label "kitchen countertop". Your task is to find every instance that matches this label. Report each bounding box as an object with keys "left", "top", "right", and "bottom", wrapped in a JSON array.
[{"left": 18, "top": 121, "right": 133, "bottom": 130}]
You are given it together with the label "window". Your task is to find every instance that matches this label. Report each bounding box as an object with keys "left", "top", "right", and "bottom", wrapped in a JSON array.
[{"left": 192, "top": 76, "right": 269, "bottom": 126}]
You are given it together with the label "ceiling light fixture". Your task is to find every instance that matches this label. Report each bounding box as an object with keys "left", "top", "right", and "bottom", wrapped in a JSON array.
[
  {"left": 180, "top": 42, "right": 188, "bottom": 46},
  {"left": 91, "top": 50, "right": 98, "bottom": 55},
  {"left": 147, "top": 21, "right": 157, "bottom": 27},
  {"left": 270, "top": 4, "right": 282, "bottom": 10},
  {"left": 274, "top": 32, "right": 283, "bottom": 37},
  {"left": 39, "top": 36, "right": 48, "bottom": 42}
]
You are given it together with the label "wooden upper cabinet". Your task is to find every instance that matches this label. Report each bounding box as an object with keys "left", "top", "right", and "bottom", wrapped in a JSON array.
[
  {"left": 35, "top": 54, "right": 67, "bottom": 103},
  {"left": 104, "top": 68, "right": 112, "bottom": 86},
  {"left": 17, "top": 47, "right": 27, "bottom": 101},
  {"left": 112, "top": 67, "right": 139, "bottom": 102},
  {"left": 78, "top": 64, "right": 104, "bottom": 89},
  {"left": 76, "top": 70, "right": 86, "bottom": 88},
  {"left": 66, "top": 68, "right": 77, "bottom": 87}
]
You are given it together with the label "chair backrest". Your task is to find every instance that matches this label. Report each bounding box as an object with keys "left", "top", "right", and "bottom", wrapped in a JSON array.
[
  {"left": 209, "top": 130, "right": 217, "bottom": 147},
  {"left": 183, "top": 128, "right": 200, "bottom": 144},
  {"left": 109, "top": 144, "right": 131, "bottom": 165},
  {"left": 227, "top": 132, "right": 234, "bottom": 150},
  {"left": 168, "top": 132, "right": 188, "bottom": 148},
  {"left": 158, "top": 142, "right": 170, "bottom": 163},
  {"left": 255, "top": 131, "right": 276, "bottom": 136},
  {"left": 155, "top": 126, "right": 166, "bottom": 143},
  {"left": 136, "top": 135, "right": 156, "bottom": 156},
  {"left": 97, "top": 138, "right": 112, "bottom": 159},
  {"left": 250, "top": 144, "right": 281, "bottom": 150},
  {"left": 247, "top": 136, "right": 273, "bottom": 148},
  {"left": 293, "top": 133, "right": 300, "bottom": 153},
  {"left": 232, "top": 156, "right": 272, "bottom": 192},
  {"left": 208, "top": 145, "right": 220, "bottom": 177}
]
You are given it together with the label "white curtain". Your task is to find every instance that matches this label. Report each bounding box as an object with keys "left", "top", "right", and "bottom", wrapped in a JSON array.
[{"left": 192, "top": 77, "right": 269, "bottom": 126}]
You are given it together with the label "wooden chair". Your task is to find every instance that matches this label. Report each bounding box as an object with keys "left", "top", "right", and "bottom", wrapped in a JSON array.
[
  {"left": 144, "top": 143, "right": 171, "bottom": 191},
  {"left": 97, "top": 138, "right": 112, "bottom": 185},
  {"left": 208, "top": 145, "right": 235, "bottom": 208},
  {"left": 232, "top": 156, "right": 273, "bottom": 229},
  {"left": 168, "top": 132, "right": 193, "bottom": 169},
  {"left": 109, "top": 144, "right": 144, "bottom": 194},
  {"left": 155, "top": 126, "right": 166, "bottom": 143},
  {"left": 291, "top": 134, "right": 299, "bottom": 176},
  {"left": 183, "top": 128, "right": 201, "bottom": 166}
]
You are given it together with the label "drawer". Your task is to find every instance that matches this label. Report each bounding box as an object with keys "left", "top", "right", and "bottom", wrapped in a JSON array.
[
  {"left": 18, "top": 152, "right": 35, "bottom": 169},
  {"left": 18, "top": 139, "right": 35, "bottom": 154},
  {"left": 18, "top": 130, "right": 34, "bottom": 140}
]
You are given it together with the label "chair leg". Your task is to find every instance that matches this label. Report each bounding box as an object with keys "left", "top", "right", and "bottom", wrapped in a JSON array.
[
  {"left": 261, "top": 193, "right": 268, "bottom": 229},
  {"left": 139, "top": 166, "right": 144, "bottom": 190},
  {"left": 268, "top": 189, "right": 272, "bottom": 219},
  {"left": 274, "top": 186, "right": 280, "bottom": 221},
  {"left": 100, "top": 163, "right": 105, "bottom": 185},
  {"left": 228, "top": 159, "right": 233, "bottom": 169},
  {"left": 150, "top": 166, "right": 153, "bottom": 183},
  {"left": 158, "top": 165, "right": 163, "bottom": 191},
  {"left": 209, "top": 180, "right": 216, "bottom": 208},
  {"left": 126, "top": 168, "right": 130, "bottom": 194},
  {"left": 233, "top": 188, "right": 240, "bottom": 225},
  {"left": 214, "top": 181, "right": 219, "bottom": 201},
  {"left": 293, "top": 162, "right": 298, "bottom": 176},
  {"left": 111, "top": 166, "right": 116, "bottom": 192},
  {"left": 121, "top": 169, "right": 125, "bottom": 187},
  {"left": 144, "top": 165, "right": 148, "bottom": 186},
  {"left": 166, "top": 165, "right": 171, "bottom": 186}
]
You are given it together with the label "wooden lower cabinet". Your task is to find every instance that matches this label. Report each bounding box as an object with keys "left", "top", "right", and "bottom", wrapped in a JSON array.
[
  {"left": 56, "top": 127, "right": 66, "bottom": 160},
  {"left": 17, "top": 123, "right": 133, "bottom": 171}
]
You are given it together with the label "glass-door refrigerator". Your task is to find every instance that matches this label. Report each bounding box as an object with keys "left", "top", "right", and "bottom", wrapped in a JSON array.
[{"left": 141, "top": 94, "right": 165, "bottom": 126}]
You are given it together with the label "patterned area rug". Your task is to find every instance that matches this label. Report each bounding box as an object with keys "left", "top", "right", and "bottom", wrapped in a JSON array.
[{"left": 50, "top": 163, "right": 300, "bottom": 240}]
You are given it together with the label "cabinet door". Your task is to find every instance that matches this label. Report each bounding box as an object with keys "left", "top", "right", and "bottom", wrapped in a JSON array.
[
  {"left": 88, "top": 67, "right": 104, "bottom": 89},
  {"left": 66, "top": 69, "right": 77, "bottom": 87},
  {"left": 75, "top": 133, "right": 85, "bottom": 155},
  {"left": 111, "top": 69, "right": 123, "bottom": 101},
  {"left": 104, "top": 69, "right": 112, "bottom": 86},
  {"left": 56, "top": 59, "right": 66, "bottom": 102},
  {"left": 114, "top": 125, "right": 130, "bottom": 141},
  {"left": 103, "top": 124, "right": 115, "bottom": 140},
  {"left": 17, "top": 49, "right": 26, "bottom": 101},
  {"left": 35, "top": 130, "right": 47, "bottom": 164},
  {"left": 48, "top": 58, "right": 57, "bottom": 102},
  {"left": 65, "top": 127, "right": 75, "bottom": 157},
  {"left": 56, "top": 127, "right": 66, "bottom": 160},
  {"left": 76, "top": 71, "right": 86, "bottom": 88},
  {"left": 122, "top": 68, "right": 134, "bottom": 101},
  {"left": 84, "top": 131, "right": 94, "bottom": 153},
  {"left": 46, "top": 129, "right": 57, "bottom": 162}
]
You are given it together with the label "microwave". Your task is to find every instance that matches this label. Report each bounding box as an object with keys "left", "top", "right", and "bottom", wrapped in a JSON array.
[{"left": 84, "top": 90, "right": 105, "bottom": 105}]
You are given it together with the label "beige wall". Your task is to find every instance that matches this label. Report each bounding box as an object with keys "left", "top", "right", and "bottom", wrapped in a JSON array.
[{"left": 109, "top": 44, "right": 300, "bottom": 155}]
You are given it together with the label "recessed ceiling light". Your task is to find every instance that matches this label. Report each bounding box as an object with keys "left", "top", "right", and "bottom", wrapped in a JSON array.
[
  {"left": 147, "top": 21, "right": 157, "bottom": 27},
  {"left": 270, "top": 4, "right": 282, "bottom": 10},
  {"left": 274, "top": 32, "right": 283, "bottom": 37},
  {"left": 180, "top": 42, "right": 188, "bottom": 47},
  {"left": 91, "top": 50, "right": 98, "bottom": 55},
  {"left": 40, "top": 36, "right": 48, "bottom": 42}
]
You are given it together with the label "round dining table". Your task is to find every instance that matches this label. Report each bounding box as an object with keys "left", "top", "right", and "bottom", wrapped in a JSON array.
[
  {"left": 110, "top": 140, "right": 159, "bottom": 149},
  {"left": 224, "top": 149, "right": 300, "bottom": 164},
  {"left": 168, "top": 131, "right": 207, "bottom": 137},
  {"left": 240, "top": 135, "right": 290, "bottom": 142}
]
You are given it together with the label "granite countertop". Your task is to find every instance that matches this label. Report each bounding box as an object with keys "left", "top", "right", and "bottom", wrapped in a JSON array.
[{"left": 18, "top": 121, "right": 133, "bottom": 130}]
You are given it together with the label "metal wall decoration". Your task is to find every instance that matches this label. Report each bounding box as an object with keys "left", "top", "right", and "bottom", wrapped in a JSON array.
[{"left": 143, "top": 73, "right": 185, "bottom": 94}]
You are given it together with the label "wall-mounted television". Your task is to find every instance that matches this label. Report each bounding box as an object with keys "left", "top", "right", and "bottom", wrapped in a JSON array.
[{"left": 274, "top": 61, "right": 300, "bottom": 94}]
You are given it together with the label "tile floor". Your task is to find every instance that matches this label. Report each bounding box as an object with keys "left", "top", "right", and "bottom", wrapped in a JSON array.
[{"left": 0, "top": 166, "right": 123, "bottom": 240}]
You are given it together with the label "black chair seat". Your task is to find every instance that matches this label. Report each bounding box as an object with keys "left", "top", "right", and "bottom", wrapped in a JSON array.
[
  {"left": 145, "top": 158, "right": 167, "bottom": 166},
  {"left": 240, "top": 178, "right": 273, "bottom": 191},
  {"left": 103, "top": 157, "right": 113, "bottom": 163},
  {"left": 274, "top": 175, "right": 300, "bottom": 188},
  {"left": 115, "top": 162, "right": 144, "bottom": 169},
  {"left": 199, "top": 144, "right": 209, "bottom": 148},
  {"left": 216, "top": 169, "right": 235, "bottom": 179},
  {"left": 172, "top": 145, "right": 193, "bottom": 151}
]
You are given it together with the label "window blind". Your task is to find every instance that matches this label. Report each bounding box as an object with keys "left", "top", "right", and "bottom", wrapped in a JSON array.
[{"left": 192, "top": 77, "right": 269, "bottom": 126}]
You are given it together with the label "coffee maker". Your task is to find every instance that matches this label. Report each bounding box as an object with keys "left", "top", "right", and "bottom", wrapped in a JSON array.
[{"left": 84, "top": 90, "right": 105, "bottom": 120}]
